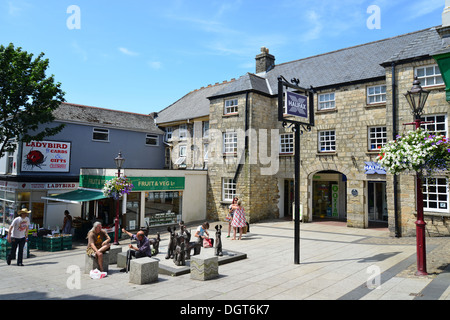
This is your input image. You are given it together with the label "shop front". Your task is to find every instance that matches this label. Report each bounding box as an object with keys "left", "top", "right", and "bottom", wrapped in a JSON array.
[
  {"left": 77, "top": 169, "right": 207, "bottom": 231},
  {"left": 364, "top": 161, "right": 388, "bottom": 225},
  {"left": 311, "top": 172, "right": 347, "bottom": 221},
  {"left": 0, "top": 180, "right": 79, "bottom": 229}
]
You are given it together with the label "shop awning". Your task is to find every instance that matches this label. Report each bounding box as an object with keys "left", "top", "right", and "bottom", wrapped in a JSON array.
[{"left": 41, "top": 189, "right": 107, "bottom": 204}]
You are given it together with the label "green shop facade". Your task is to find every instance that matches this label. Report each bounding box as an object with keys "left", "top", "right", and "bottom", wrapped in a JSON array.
[{"left": 46, "top": 168, "right": 207, "bottom": 233}]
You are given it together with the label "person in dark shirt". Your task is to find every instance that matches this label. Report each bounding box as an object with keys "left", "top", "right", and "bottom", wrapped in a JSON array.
[{"left": 121, "top": 229, "right": 151, "bottom": 272}]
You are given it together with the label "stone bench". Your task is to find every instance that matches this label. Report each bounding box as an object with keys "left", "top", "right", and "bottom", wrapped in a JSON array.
[
  {"left": 190, "top": 254, "right": 218, "bottom": 281},
  {"left": 117, "top": 251, "right": 127, "bottom": 269},
  {"left": 84, "top": 251, "right": 109, "bottom": 274},
  {"left": 129, "top": 257, "right": 159, "bottom": 285},
  {"left": 108, "top": 245, "right": 122, "bottom": 265}
]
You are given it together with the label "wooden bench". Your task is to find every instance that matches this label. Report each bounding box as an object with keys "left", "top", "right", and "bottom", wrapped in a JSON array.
[
  {"left": 84, "top": 251, "right": 109, "bottom": 274},
  {"left": 190, "top": 254, "right": 218, "bottom": 281},
  {"left": 129, "top": 257, "right": 159, "bottom": 285}
]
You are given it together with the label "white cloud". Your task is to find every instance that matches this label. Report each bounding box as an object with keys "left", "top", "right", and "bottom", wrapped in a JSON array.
[
  {"left": 8, "top": 1, "right": 21, "bottom": 16},
  {"left": 302, "top": 10, "right": 324, "bottom": 41},
  {"left": 71, "top": 41, "right": 88, "bottom": 61},
  {"left": 406, "top": 0, "right": 444, "bottom": 20},
  {"left": 148, "top": 61, "right": 162, "bottom": 69},
  {"left": 118, "top": 47, "right": 139, "bottom": 56}
]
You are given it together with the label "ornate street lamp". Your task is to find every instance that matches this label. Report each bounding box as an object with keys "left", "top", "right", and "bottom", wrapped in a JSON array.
[
  {"left": 113, "top": 152, "right": 125, "bottom": 245},
  {"left": 403, "top": 77, "right": 430, "bottom": 276},
  {"left": 404, "top": 77, "right": 430, "bottom": 126}
]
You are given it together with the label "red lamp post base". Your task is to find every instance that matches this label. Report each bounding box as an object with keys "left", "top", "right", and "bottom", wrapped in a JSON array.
[{"left": 415, "top": 219, "right": 427, "bottom": 276}]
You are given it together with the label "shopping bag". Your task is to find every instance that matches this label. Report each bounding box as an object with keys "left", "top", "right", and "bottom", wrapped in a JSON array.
[
  {"left": 203, "top": 238, "right": 212, "bottom": 248},
  {"left": 89, "top": 268, "right": 107, "bottom": 280},
  {"left": 16, "top": 242, "right": 28, "bottom": 260}
]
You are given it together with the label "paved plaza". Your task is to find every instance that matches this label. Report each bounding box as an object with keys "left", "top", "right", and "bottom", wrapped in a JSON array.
[{"left": 0, "top": 219, "right": 449, "bottom": 301}]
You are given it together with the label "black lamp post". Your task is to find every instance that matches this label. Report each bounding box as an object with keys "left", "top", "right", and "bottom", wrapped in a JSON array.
[
  {"left": 403, "top": 77, "right": 430, "bottom": 276},
  {"left": 113, "top": 152, "right": 125, "bottom": 245}
]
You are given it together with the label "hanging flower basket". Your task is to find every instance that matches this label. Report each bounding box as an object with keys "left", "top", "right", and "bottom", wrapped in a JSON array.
[
  {"left": 378, "top": 128, "right": 450, "bottom": 176},
  {"left": 102, "top": 176, "right": 134, "bottom": 200}
]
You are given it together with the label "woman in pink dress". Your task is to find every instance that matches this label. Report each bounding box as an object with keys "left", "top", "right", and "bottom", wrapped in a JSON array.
[{"left": 231, "top": 200, "right": 246, "bottom": 240}]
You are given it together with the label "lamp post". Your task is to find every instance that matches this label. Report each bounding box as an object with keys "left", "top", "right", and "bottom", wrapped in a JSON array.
[
  {"left": 113, "top": 152, "right": 125, "bottom": 245},
  {"left": 403, "top": 77, "right": 430, "bottom": 276}
]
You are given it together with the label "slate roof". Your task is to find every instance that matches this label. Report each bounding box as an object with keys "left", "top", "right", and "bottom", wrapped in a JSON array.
[
  {"left": 157, "top": 26, "right": 445, "bottom": 122},
  {"left": 54, "top": 102, "right": 164, "bottom": 134},
  {"left": 155, "top": 80, "right": 235, "bottom": 125},
  {"left": 264, "top": 27, "right": 444, "bottom": 95},
  {"left": 382, "top": 27, "right": 443, "bottom": 64}
]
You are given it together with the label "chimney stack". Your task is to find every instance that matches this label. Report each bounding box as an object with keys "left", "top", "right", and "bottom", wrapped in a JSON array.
[
  {"left": 437, "top": 0, "right": 450, "bottom": 46},
  {"left": 255, "top": 47, "right": 275, "bottom": 74},
  {"left": 443, "top": 0, "right": 450, "bottom": 27}
]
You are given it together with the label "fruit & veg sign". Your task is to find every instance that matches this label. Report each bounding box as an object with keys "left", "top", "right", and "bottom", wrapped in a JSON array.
[{"left": 21, "top": 140, "right": 71, "bottom": 172}]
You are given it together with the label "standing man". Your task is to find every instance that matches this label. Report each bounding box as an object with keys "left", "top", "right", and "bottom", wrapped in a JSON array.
[
  {"left": 121, "top": 228, "right": 152, "bottom": 272},
  {"left": 7, "top": 208, "right": 31, "bottom": 266}
]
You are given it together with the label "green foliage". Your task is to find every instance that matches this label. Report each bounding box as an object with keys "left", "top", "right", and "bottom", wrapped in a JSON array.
[{"left": 0, "top": 43, "right": 65, "bottom": 158}]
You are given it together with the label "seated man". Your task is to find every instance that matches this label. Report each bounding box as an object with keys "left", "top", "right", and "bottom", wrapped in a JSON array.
[
  {"left": 121, "top": 228, "right": 152, "bottom": 272},
  {"left": 86, "top": 222, "right": 111, "bottom": 272}
]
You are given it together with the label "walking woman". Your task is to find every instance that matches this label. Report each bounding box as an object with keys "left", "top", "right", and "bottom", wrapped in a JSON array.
[{"left": 231, "top": 200, "right": 246, "bottom": 240}]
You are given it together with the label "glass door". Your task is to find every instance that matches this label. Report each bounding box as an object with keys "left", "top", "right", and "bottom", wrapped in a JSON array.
[{"left": 368, "top": 182, "right": 387, "bottom": 222}]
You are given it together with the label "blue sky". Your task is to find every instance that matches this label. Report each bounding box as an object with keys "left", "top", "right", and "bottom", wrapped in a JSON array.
[{"left": 0, "top": 0, "right": 445, "bottom": 115}]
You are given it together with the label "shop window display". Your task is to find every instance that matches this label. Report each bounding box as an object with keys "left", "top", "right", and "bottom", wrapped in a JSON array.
[{"left": 145, "top": 191, "right": 181, "bottom": 226}]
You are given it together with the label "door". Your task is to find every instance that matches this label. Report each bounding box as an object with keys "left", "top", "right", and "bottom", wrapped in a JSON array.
[
  {"left": 313, "top": 181, "right": 339, "bottom": 218},
  {"left": 284, "top": 180, "right": 294, "bottom": 218},
  {"left": 368, "top": 182, "right": 387, "bottom": 222}
]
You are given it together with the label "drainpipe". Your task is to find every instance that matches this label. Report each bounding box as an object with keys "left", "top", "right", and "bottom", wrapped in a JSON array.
[
  {"left": 392, "top": 62, "right": 401, "bottom": 238},
  {"left": 233, "top": 91, "right": 250, "bottom": 182}
]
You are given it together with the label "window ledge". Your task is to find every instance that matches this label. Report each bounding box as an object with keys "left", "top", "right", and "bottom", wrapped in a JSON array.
[
  {"left": 316, "top": 152, "right": 337, "bottom": 157},
  {"left": 316, "top": 109, "right": 337, "bottom": 114},
  {"left": 279, "top": 153, "right": 294, "bottom": 157},
  {"left": 422, "top": 211, "right": 450, "bottom": 218},
  {"left": 422, "top": 84, "right": 445, "bottom": 91},
  {"left": 365, "top": 103, "right": 386, "bottom": 108},
  {"left": 223, "top": 113, "right": 239, "bottom": 118}
]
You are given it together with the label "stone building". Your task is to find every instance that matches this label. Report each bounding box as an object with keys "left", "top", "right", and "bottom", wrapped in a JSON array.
[{"left": 156, "top": 23, "right": 450, "bottom": 237}]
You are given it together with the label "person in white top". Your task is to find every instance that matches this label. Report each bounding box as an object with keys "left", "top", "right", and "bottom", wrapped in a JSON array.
[{"left": 7, "top": 208, "right": 31, "bottom": 266}]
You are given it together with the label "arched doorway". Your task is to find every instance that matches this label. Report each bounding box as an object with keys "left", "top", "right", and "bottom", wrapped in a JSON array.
[{"left": 311, "top": 171, "right": 347, "bottom": 221}]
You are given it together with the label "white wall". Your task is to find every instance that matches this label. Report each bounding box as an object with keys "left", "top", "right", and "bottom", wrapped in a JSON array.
[{"left": 45, "top": 202, "right": 81, "bottom": 230}]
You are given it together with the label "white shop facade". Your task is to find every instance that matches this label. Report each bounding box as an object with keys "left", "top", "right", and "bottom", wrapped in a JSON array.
[{"left": 73, "top": 168, "right": 207, "bottom": 231}]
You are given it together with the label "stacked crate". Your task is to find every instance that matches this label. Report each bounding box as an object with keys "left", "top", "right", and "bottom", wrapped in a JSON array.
[
  {"left": 0, "top": 238, "right": 11, "bottom": 260},
  {"left": 0, "top": 238, "right": 29, "bottom": 259},
  {"left": 62, "top": 234, "right": 72, "bottom": 250},
  {"left": 42, "top": 235, "right": 62, "bottom": 252}
]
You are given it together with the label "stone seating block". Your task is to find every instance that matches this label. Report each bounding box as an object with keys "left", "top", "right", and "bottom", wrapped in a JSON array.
[
  {"left": 129, "top": 257, "right": 159, "bottom": 285},
  {"left": 117, "top": 252, "right": 127, "bottom": 269},
  {"left": 108, "top": 245, "right": 122, "bottom": 265},
  {"left": 84, "top": 251, "right": 109, "bottom": 274},
  {"left": 190, "top": 254, "right": 218, "bottom": 281}
]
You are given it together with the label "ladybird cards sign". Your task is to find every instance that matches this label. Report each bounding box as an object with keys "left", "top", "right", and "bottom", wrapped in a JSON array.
[{"left": 21, "top": 140, "right": 71, "bottom": 172}]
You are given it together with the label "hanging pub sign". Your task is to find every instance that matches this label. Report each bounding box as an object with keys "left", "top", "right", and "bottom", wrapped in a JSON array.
[
  {"left": 285, "top": 91, "right": 308, "bottom": 119},
  {"left": 21, "top": 140, "right": 71, "bottom": 173}
]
